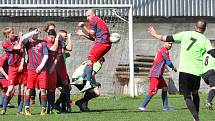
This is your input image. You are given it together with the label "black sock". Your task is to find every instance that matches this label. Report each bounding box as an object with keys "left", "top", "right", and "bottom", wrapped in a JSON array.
[
  {"left": 192, "top": 93, "right": 200, "bottom": 113},
  {"left": 208, "top": 89, "right": 215, "bottom": 103},
  {"left": 78, "top": 91, "right": 97, "bottom": 104},
  {"left": 184, "top": 95, "right": 199, "bottom": 121}
]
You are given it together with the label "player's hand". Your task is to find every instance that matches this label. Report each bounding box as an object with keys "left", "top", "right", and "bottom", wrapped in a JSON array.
[
  {"left": 75, "top": 29, "right": 85, "bottom": 36},
  {"left": 18, "top": 66, "right": 23, "bottom": 72},
  {"left": 148, "top": 24, "right": 158, "bottom": 37},
  {"left": 36, "top": 67, "right": 42, "bottom": 74},
  {"left": 78, "top": 22, "right": 85, "bottom": 27},
  {"left": 67, "top": 33, "right": 71, "bottom": 39},
  {"left": 173, "top": 67, "right": 177, "bottom": 72},
  {"left": 19, "top": 32, "right": 23, "bottom": 42},
  {"left": 35, "top": 28, "right": 41, "bottom": 34}
]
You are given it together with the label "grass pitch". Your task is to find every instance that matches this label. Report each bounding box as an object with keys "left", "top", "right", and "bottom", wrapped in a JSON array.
[{"left": 0, "top": 94, "right": 214, "bottom": 121}]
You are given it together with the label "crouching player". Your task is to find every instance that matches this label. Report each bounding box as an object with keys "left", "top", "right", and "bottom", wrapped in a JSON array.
[
  {"left": 71, "top": 57, "right": 105, "bottom": 112},
  {"left": 139, "top": 42, "right": 177, "bottom": 111},
  {"left": 22, "top": 27, "right": 49, "bottom": 115},
  {"left": 202, "top": 49, "right": 215, "bottom": 110}
]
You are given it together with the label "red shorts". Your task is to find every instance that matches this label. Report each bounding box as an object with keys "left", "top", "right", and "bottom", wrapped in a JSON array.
[
  {"left": 149, "top": 77, "right": 167, "bottom": 96},
  {"left": 48, "top": 70, "right": 57, "bottom": 90},
  {"left": 56, "top": 57, "right": 68, "bottom": 81},
  {"left": 27, "top": 70, "right": 48, "bottom": 89},
  {"left": 87, "top": 43, "right": 111, "bottom": 62},
  {"left": 0, "top": 79, "right": 9, "bottom": 88},
  {"left": 8, "top": 66, "right": 22, "bottom": 86}
]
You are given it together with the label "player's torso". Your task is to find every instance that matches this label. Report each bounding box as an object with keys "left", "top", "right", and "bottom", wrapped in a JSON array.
[{"left": 203, "top": 53, "right": 215, "bottom": 73}]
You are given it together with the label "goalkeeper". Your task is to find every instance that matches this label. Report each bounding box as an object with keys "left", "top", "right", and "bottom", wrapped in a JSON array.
[{"left": 70, "top": 57, "right": 105, "bottom": 112}]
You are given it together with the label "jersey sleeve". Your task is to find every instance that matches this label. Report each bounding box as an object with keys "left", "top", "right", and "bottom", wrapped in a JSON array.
[
  {"left": 172, "top": 32, "right": 185, "bottom": 44},
  {"left": 89, "top": 18, "right": 97, "bottom": 32},
  {"left": 0, "top": 54, "right": 8, "bottom": 67},
  {"left": 42, "top": 43, "right": 49, "bottom": 55},
  {"left": 161, "top": 50, "right": 174, "bottom": 69},
  {"left": 2, "top": 41, "right": 13, "bottom": 52}
]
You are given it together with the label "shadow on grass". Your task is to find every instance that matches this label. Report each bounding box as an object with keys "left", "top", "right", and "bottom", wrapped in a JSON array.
[{"left": 89, "top": 108, "right": 128, "bottom": 112}]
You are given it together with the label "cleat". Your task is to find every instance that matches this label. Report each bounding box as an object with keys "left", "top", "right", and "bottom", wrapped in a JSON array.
[
  {"left": 79, "top": 83, "right": 93, "bottom": 93},
  {"left": 24, "top": 108, "right": 31, "bottom": 116},
  {"left": 162, "top": 107, "right": 174, "bottom": 111},
  {"left": 0, "top": 109, "right": 6, "bottom": 115},
  {"left": 17, "top": 112, "right": 24, "bottom": 115},
  {"left": 40, "top": 107, "right": 47, "bottom": 115},
  {"left": 7, "top": 103, "right": 15, "bottom": 108},
  {"left": 138, "top": 107, "right": 146, "bottom": 111},
  {"left": 70, "top": 78, "right": 83, "bottom": 85},
  {"left": 75, "top": 100, "right": 85, "bottom": 112},
  {"left": 206, "top": 103, "right": 213, "bottom": 110}
]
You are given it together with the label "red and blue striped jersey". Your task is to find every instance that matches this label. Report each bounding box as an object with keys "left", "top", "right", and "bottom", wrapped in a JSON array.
[
  {"left": 89, "top": 16, "right": 111, "bottom": 44},
  {"left": 149, "top": 47, "right": 172, "bottom": 78},
  {"left": 2, "top": 36, "right": 23, "bottom": 66},
  {"left": 23, "top": 39, "right": 48, "bottom": 70},
  {"left": 0, "top": 53, "right": 8, "bottom": 79}
]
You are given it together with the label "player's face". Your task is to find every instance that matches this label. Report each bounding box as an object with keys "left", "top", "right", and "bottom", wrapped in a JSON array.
[
  {"left": 8, "top": 31, "right": 16, "bottom": 40},
  {"left": 48, "top": 35, "right": 55, "bottom": 43},
  {"left": 165, "top": 42, "right": 173, "bottom": 50},
  {"left": 86, "top": 12, "right": 93, "bottom": 21},
  {"left": 61, "top": 33, "right": 67, "bottom": 40}
]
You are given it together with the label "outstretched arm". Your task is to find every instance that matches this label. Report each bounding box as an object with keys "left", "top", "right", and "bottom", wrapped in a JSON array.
[
  {"left": 76, "top": 22, "right": 95, "bottom": 41},
  {"left": 148, "top": 25, "right": 175, "bottom": 42}
]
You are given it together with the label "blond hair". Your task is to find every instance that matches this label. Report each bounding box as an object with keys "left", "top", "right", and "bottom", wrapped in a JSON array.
[{"left": 3, "top": 27, "right": 14, "bottom": 38}]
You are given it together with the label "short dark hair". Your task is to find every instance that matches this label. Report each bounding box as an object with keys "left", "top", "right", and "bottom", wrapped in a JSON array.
[
  {"left": 29, "top": 27, "right": 37, "bottom": 32},
  {"left": 99, "top": 57, "right": 105, "bottom": 62},
  {"left": 48, "top": 29, "right": 57, "bottom": 36}
]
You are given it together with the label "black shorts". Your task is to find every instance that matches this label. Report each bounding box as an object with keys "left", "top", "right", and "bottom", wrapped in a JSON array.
[
  {"left": 202, "top": 69, "right": 215, "bottom": 87},
  {"left": 73, "top": 79, "right": 86, "bottom": 91},
  {"left": 179, "top": 72, "right": 201, "bottom": 95},
  {"left": 56, "top": 74, "right": 70, "bottom": 88}
]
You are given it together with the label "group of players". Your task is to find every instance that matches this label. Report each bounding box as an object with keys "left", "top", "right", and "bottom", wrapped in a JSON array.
[{"left": 0, "top": 9, "right": 111, "bottom": 115}]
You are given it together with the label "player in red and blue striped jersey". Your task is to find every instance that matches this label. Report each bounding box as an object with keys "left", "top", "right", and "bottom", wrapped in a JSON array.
[
  {"left": 139, "top": 42, "right": 177, "bottom": 111},
  {"left": 76, "top": 9, "right": 111, "bottom": 92},
  {"left": 0, "top": 27, "right": 37, "bottom": 115},
  {"left": 22, "top": 27, "right": 49, "bottom": 115}
]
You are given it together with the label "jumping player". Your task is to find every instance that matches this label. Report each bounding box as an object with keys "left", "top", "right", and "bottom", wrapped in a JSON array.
[{"left": 76, "top": 9, "right": 111, "bottom": 92}]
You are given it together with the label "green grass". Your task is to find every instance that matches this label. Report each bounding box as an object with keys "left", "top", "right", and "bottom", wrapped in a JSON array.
[{"left": 0, "top": 94, "right": 214, "bottom": 121}]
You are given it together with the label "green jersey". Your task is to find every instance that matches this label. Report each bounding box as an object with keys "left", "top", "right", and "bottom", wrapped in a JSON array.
[
  {"left": 173, "top": 31, "right": 213, "bottom": 76},
  {"left": 72, "top": 61, "right": 102, "bottom": 79},
  {"left": 203, "top": 53, "right": 215, "bottom": 73}
]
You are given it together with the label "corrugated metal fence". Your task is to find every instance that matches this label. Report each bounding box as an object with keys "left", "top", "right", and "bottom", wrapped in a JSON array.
[{"left": 0, "top": 0, "right": 214, "bottom": 17}]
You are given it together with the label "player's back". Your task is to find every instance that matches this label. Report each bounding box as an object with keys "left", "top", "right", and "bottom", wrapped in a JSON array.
[{"left": 173, "top": 31, "right": 213, "bottom": 76}]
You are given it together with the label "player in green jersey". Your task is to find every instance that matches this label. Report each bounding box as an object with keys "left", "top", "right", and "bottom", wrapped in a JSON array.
[
  {"left": 202, "top": 51, "right": 215, "bottom": 110},
  {"left": 148, "top": 19, "right": 213, "bottom": 121},
  {"left": 70, "top": 57, "right": 105, "bottom": 112}
]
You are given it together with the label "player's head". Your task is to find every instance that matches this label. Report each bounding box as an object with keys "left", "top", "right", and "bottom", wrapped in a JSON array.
[
  {"left": 195, "top": 19, "right": 207, "bottom": 33},
  {"left": 43, "top": 21, "right": 55, "bottom": 33},
  {"left": 163, "top": 42, "right": 173, "bottom": 50},
  {"left": 3, "top": 27, "right": 15, "bottom": 40},
  {"left": 98, "top": 57, "right": 105, "bottom": 65},
  {"left": 47, "top": 29, "right": 57, "bottom": 43},
  {"left": 58, "top": 30, "right": 68, "bottom": 40},
  {"left": 86, "top": 9, "right": 95, "bottom": 21},
  {"left": 29, "top": 27, "right": 39, "bottom": 40}
]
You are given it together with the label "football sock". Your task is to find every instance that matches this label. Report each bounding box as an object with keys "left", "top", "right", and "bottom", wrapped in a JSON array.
[
  {"left": 207, "top": 89, "right": 215, "bottom": 103},
  {"left": 192, "top": 93, "right": 200, "bottom": 113},
  {"left": 184, "top": 95, "right": 199, "bottom": 120},
  {"left": 2, "top": 95, "right": 11, "bottom": 110},
  {"left": 25, "top": 95, "right": 31, "bottom": 107},
  {"left": 47, "top": 92, "right": 55, "bottom": 110},
  {"left": 140, "top": 95, "right": 152, "bottom": 108},
  {"left": 18, "top": 95, "right": 24, "bottom": 112},
  {"left": 162, "top": 91, "right": 168, "bottom": 108},
  {"left": 41, "top": 95, "right": 47, "bottom": 108},
  {"left": 0, "top": 92, "right": 3, "bottom": 105},
  {"left": 82, "top": 64, "right": 93, "bottom": 82},
  {"left": 78, "top": 91, "right": 97, "bottom": 104},
  {"left": 31, "top": 89, "right": 36, "bottom": 100}
]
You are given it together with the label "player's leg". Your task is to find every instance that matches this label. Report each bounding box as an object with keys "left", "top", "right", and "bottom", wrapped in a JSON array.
[
  {"left": 139, "top": 77, "right": 159, "bottom": 111},
  {"left": 80, "top": 44, "right": 111, "bottom": 92},
  {"left": 30, "top": 89, "right": 36, "bottom": 105},
  {"left": 179, "top": 72, "right": 201, "bottom": 121},
  {"left": 17, "top": 84, "right": 25, "bottom": 114},
  {"left": 1, "top": 85, "right": 14, "bottom": 114},
  {"left": 38, "top": 71, "right": 48, "bottom": 115},
  {"left": 205, "top": 70, "right": 215, "bottom": 110}
]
